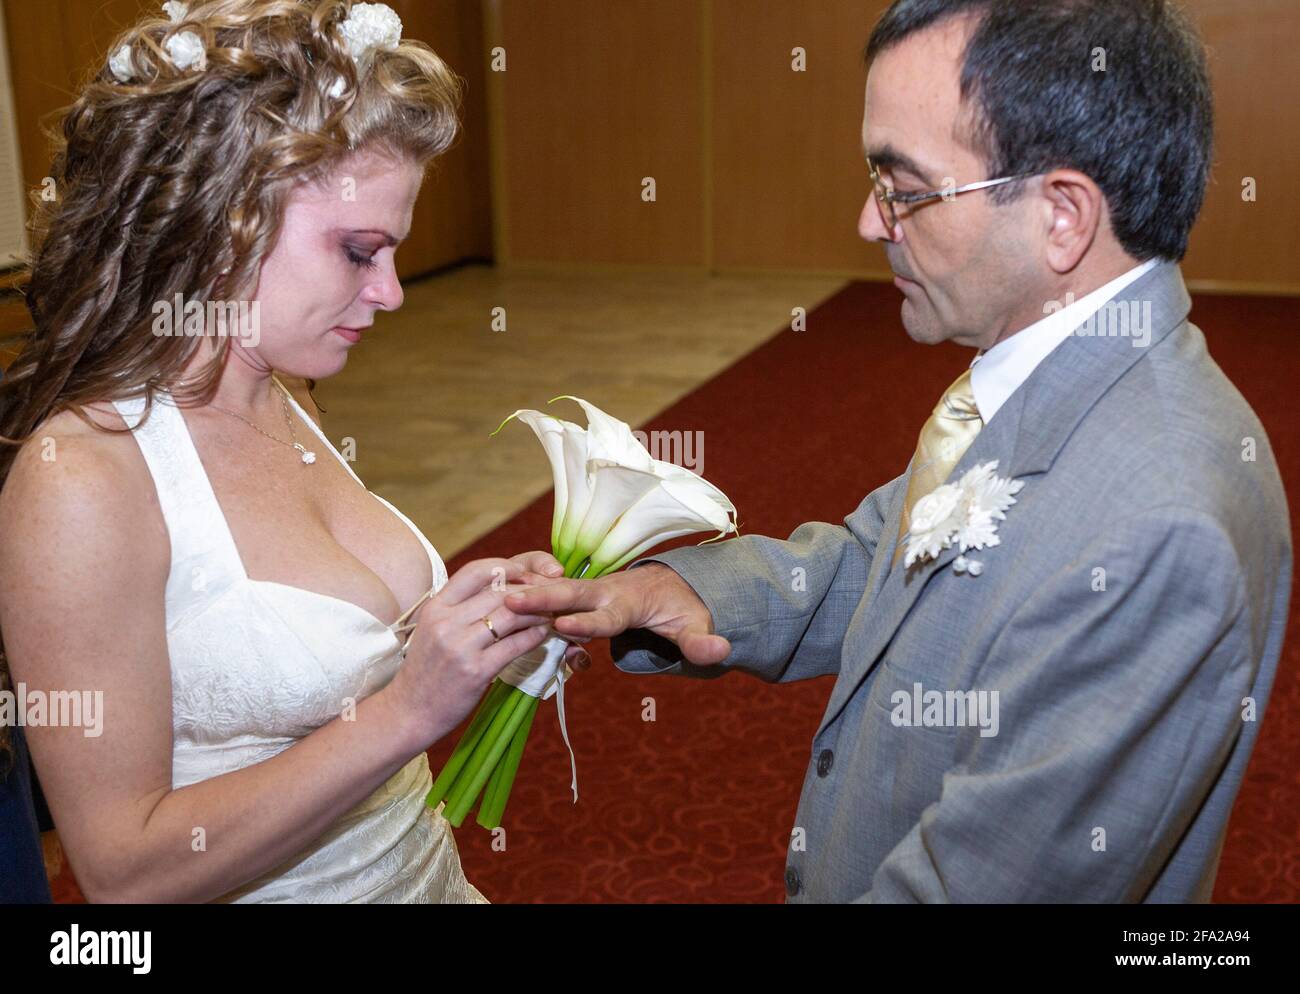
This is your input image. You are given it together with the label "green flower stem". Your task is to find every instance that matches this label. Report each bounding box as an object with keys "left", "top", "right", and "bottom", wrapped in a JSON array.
[
  {"left": 444, "top": 687, "right": 531, "bottom": 827},
  {"left": 562, "top": 547, "right": 589, "bottom": 577},
  {"left": 442, "top": 688, "right": 521, "bottom": 823},
  {"left": 430, "top": 537, "right": 598, "bottom": 830},
  {"left": 482, "top": 695, "right": 538, "bottom": 827},
  {"left": 477, "top": 694, "right": 540, "bottom": 830},
  {"left": 477, "top": 737, "right": 513, "bottom": 827},
  {"left": 426, "top": 678, "right": 511, "bottom": 809}
]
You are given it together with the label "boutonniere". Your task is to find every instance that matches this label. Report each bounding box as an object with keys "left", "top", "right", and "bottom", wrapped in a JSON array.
[{"left": 903, "top": 460, "right": 1024, "bottom": 575}]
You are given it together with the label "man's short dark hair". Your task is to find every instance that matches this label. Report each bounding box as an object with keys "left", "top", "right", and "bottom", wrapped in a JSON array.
[{"left": 865, "top": 0, "right": 1213, "bottom": 262}]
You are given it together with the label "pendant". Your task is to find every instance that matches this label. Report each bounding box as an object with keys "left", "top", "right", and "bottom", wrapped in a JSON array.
[{"left": 293, "top": 443, "right": 317, "bottom": 465}]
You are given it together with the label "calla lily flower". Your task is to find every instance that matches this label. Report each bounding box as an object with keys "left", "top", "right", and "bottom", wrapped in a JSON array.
[
  {"left": 430, "top": 394, "right": 740, "bottom": 831},
  {"left": 494, "top": 410, "right": 591, "bottom": 557},
  {"left": 587, "top": 461, "right": 737, "bottom": 575},
  {"left": 494, "top": 396, "right": 738, "bottom": 578}
]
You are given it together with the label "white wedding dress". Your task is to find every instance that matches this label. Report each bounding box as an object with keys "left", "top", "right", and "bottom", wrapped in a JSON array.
[{"left": 111, "top": 378, "right": 487, "bottom": 903}]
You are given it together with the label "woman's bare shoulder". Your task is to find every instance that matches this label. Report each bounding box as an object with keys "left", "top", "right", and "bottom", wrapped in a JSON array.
[
  {"left": 8, "top": 400, "right": 150, "bottom": 488},
  {"left": 0, "top": 401, "right": 168, "bottom": 576}
]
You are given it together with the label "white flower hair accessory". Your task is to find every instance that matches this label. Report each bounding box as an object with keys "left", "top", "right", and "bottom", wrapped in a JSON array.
[
  {"left": 108, "top": 2, "right": 403, "bottom": 91},
  {"left": 110, "top": 2, "right": 204, "bottom": 82},
  {"left": 328, "top": 2, "right": 404, "bottom": 97},
  {"left": 903, "top": 460, "right": 1025, "bottom": 575}
]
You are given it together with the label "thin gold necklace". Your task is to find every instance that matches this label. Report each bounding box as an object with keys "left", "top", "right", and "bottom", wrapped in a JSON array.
[{"left": 208, "top": 382, "right": 318, "bottom": 465}]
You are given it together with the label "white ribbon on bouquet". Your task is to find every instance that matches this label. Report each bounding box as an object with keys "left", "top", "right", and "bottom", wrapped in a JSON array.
[
  {"left": 396, "top": 596, "right": 578, "bottom": 803},
  {"left": 498, "top": 635, "right": 578, "bottom": 802}
]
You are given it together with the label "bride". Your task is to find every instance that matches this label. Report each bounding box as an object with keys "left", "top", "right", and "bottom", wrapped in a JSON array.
[{"left": 0, "top": 0, "right": 578, "bottom": 902}]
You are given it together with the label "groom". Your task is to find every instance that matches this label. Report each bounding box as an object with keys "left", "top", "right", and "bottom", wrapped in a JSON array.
[{"left": 509, "top": 0, "right": 1292, "bottom": 902}]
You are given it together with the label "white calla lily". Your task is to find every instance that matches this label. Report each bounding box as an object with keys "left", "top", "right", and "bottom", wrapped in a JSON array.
[
  {"left": 493, "top": 410, "right": 591, "bottom": 557},
  {"left": 557, "top": 395, "right": 655, "bottom": 473},
  {"left": 587, "top": 463, "right": 737, "bottom": 575},
  {"left": 497, "top": 395, "right": 737, "bottom": 578},
  {"left": 564, "top": 460, "right": 662, "bottom": 572},
  {"left": 430, "top": 394, "right": 739, "bottom": 831}
]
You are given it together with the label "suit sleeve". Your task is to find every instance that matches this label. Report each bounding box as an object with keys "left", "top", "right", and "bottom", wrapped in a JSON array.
[
  {"left": 858, "top": 505, "right": 1256, "bottom": 902},
  {"left": 611, "top": 474, "right": 906, "bottom": 684}
]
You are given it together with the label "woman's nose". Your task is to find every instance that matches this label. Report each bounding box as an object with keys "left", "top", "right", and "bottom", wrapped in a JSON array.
[{"left": 366, "top": 256, "right": 405, "bottom": 311}]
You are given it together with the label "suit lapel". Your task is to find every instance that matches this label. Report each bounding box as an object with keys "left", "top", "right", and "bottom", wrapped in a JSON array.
[
  {"left": 859, "top": 459, "right": 913, "bottom": 609},
  {"left": 817, "top": 389, "right": 1030, "bottom": 736},
  {"left": 815, "top": 262, "right": 1193, "bottom": 739}
]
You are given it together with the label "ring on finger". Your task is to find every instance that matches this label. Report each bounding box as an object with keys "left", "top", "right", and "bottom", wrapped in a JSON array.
[{"left": 480, "top": 615, "right": 500, "bottom": 642}]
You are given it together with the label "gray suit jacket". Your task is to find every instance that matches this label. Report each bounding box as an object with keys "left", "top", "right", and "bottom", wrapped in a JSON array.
[{"left": 612, "top": 261, "right": 1292, "bottom": 902}]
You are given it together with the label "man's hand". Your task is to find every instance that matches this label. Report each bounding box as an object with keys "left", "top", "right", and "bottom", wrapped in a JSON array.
[
  {"left": 505, "top": 563, "right": 732, "bottom": 666},
  {"left": 500, "top": 549, "right": 593, "bottom": 670}
]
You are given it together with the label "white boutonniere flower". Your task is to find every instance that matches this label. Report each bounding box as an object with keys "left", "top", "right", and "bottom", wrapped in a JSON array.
[{"left": 903, "top": 460, "right": 1024, "bottom": 575}]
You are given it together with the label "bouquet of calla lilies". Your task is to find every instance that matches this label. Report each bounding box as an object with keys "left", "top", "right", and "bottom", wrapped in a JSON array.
[{"left": 427, "top": 396, "right": 738, "bottom": 830}]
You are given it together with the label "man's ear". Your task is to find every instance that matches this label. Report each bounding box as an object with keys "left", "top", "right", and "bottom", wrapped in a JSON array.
[{"left": 1039, "top": 168, "right": 1107, "bottom": 274}]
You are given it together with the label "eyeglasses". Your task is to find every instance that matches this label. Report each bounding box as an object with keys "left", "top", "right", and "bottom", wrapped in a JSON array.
[{"left": 866, "top": 157, "right": 1039, "bottom": 231}]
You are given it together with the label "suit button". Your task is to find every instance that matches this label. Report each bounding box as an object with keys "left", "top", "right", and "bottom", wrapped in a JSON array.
[
  {"left": 785, "top": 866, "right": 801, "bottom": 897},
  {"left": 817, "top": 749, "right": 834, "bottom": 777}
]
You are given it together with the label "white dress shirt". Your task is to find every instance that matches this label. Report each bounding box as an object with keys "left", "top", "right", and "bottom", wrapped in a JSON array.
[{"left": 968, "top": 258, "right": 1159, "bottom": 424}]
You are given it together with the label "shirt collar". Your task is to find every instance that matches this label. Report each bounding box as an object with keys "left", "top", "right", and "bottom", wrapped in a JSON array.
[{"left": 968, "top": 257, "right": 1160, "bottom": 424}]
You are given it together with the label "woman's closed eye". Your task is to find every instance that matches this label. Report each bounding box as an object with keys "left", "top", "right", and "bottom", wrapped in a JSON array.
[{"left": 345, "top": 246, "right": 379, "bottom": 271}]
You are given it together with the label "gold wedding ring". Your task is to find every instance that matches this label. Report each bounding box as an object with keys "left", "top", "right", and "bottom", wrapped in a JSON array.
[{"left": 481, "top": 615, "right": 500, "bottom": 641}]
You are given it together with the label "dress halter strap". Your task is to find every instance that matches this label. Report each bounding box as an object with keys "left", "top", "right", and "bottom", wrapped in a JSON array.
[{"left": 110, "top": 390, "right": 246, "bottom": 627}]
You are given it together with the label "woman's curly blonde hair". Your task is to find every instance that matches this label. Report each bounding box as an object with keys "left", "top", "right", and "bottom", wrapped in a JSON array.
[{"left": 0, "top": 0, "right": 464, "bottom": 775}]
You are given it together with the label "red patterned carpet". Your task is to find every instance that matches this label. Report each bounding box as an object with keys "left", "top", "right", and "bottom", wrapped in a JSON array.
[{"left": 49, "top": 279, "right": 1298, "bottom": 903}]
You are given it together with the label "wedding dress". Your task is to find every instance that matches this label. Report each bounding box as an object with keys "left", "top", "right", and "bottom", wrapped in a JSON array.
[{"left": 110, "top": 377, "right": 487, "bottom": 903}]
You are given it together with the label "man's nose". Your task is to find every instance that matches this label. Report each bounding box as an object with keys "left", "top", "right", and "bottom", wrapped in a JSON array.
[{"left": 859, "top": 195, "right": 898, "bottom": 243}]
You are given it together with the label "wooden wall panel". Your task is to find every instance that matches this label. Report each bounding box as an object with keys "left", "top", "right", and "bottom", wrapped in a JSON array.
[
  {"left": 492, "top": 0, "right": 1299, "bottom": 293},
  {"left": 3, "top": 0, "right": 145, "bottom": 209},
  {"left": 710, "top": 0, "right": 890, "bottom": 274},
  {"left": 495, "top": 0, "right": 705, "bottom": 266},
  {"left": 1179, "top": 0, "right": 1300, "bottom": 291},
  {"left": 390, "top": 0, "right": 493, "bottom": 276}
]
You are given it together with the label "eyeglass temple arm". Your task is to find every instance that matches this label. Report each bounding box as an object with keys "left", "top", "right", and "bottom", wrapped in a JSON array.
[{"left": 892, "top": 172, "right": 1034, "bottom": 205}]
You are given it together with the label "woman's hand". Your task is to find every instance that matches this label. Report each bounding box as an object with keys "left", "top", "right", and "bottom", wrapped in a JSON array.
[
  {"left": 508, "top": 548, "right": 565, "bottom": 584},
  {"left": 382, "top": 557, "right": 557, "bottom": 750},
  {"left": 507, "top": 550, "right": 593, "bottom": 671}
]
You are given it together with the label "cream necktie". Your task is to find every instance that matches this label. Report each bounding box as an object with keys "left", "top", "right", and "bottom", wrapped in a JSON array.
[{"left": 892, "top": 367, "right": 983, "bottom": 567}]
